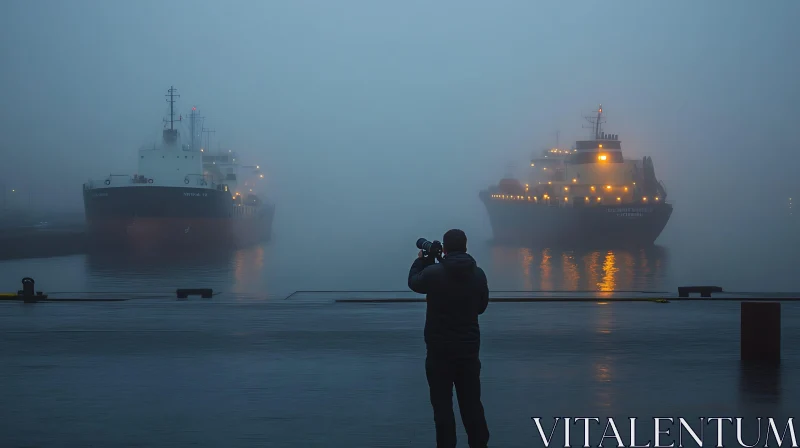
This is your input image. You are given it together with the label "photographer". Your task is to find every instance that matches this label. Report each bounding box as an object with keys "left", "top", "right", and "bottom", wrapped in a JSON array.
[{"left": 408, "top": 229, "right": 490, "bottom": 448}]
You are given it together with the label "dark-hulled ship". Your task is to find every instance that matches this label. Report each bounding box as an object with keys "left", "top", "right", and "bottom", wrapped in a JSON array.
[
  {"left": 82, "top": 86, "right": 275, "bottom": 249},
  {"left": 480, "top": 105, "right": 672, "bottom": 247}
]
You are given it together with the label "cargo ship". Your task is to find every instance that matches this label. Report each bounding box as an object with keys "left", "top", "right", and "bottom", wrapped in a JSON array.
[
  {"left": 479, "top": 105, "right": 672, "bottom": 247},
  {"left": 82, "top": 86, "right": 275, "bottom": 249}
]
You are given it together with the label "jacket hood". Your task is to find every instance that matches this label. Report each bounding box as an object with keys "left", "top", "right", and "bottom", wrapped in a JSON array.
[{"left": 441, "top": 251, "right": 476, "bottom": 277}]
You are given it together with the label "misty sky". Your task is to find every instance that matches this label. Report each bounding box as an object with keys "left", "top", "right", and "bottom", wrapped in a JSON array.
[{"left": 1, "top": 0, "right": 798, "bottom": 243}]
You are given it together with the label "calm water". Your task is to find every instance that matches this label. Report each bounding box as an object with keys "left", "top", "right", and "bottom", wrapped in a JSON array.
[
  {"left": 1, "top": 220, "right": 798, "bottom": 298},
  {"left": 2, "top": 298, "right": 798, "bottom": 447}
]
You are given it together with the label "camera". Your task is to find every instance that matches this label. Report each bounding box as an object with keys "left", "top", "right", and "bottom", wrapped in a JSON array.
[{"left": 417, "top": 238, "right": 443, "bottom": 262}]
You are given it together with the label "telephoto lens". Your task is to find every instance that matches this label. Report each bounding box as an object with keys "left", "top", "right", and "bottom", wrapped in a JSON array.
[{"left": 416, "top": 238, "right": 433, "bottom": 252}]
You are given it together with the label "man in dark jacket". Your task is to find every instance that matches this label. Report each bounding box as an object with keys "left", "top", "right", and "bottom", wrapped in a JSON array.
[{"left": 408, "top": 229, "right": 490, "bottom": 448}]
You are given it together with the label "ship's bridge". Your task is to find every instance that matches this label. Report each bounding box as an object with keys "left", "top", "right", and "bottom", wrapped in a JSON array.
[{"left": 571, "top": 133, "right": 623, "bottom": 165}]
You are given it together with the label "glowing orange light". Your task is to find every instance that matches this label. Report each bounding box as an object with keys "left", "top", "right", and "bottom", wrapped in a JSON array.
[
  {"left": 598, "top": 154, "right": 607, "bottom": 161},
  {"left": 605, "top": 185, "right": 612, "bottom": 190},
  {"left": 599, "top": 144, "right": 603, "bottom": 148},
  {"left": 572, "top": 178, "right": 577, "bottom": 183}
]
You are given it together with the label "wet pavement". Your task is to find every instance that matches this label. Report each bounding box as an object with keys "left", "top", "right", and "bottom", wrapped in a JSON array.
[{"left": 1, "top": 295, "right": 798, "bottom": 447}]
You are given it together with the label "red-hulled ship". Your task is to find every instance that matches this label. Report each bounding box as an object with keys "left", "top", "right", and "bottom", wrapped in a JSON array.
[{"left": 82, "top": 86, "right": 275, "bottom": 249}]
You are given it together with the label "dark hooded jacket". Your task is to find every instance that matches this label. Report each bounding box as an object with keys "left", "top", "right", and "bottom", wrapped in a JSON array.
[{"left": 408, "top": 251, "right": 489, "bottom": 357}]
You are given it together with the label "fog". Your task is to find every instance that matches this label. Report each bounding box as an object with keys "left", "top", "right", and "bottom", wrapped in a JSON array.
[{"left": 1, "top": 0, "right": 798, "bottom": 250}]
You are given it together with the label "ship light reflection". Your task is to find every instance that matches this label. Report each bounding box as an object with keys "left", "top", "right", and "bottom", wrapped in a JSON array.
[
  {"left": 521, "top": 248, "right": 534, "bottom": 291},
  {"left": 597, "top": 251, "right": 617, "bottom": 292},
  {"left": 562, "top": 252, "right": 579, "bottom": 290},
  {"left": 540, "top": 248, "right": 552, "bottom": 291}
]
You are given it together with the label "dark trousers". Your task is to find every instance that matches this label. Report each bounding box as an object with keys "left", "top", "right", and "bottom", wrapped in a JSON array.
[{"left": 425, "top": 353, "right": 490, "bottom": 448}]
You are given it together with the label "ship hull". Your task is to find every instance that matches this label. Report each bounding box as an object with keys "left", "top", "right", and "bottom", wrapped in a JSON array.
[
  {"left": 82, "top": 186, "right": 274, "bottom": 250},
  {"left": 480, "top": 192, "right": 672, "bottom": 248}
]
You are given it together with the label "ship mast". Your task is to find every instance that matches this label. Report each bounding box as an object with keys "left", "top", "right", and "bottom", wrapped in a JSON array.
[
  {"left": 161, "top": 86, "right": 182, "bottom": 144},
  {"left": 583, "top": 104, "right": 606, "bottom": 139},
  {"left": 166, "top": 86, "right": 180, "bottom": 130}
]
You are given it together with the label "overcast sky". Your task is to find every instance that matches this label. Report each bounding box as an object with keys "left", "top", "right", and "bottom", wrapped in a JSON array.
[{"left": 1, "top": 0, "right": 798, "bottom": 242}]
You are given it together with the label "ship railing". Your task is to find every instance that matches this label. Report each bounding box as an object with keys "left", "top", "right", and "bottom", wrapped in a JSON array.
[{"left": 83, "top": 174, "right": 143, "bottom": 190}]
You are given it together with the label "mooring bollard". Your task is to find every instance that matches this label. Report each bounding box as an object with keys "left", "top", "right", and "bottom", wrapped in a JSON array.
[
  {"left": 16, "top": 277, "right": 47, "bottom": 303},
  {"left": 176, "top": 288, "right": 213, "bottom": 299},
  {"left": 741, "top": 302, "right": 781, "bottom": 364},
  {"left": 20, "top": 277, "right": 35, "bottom": 296}
]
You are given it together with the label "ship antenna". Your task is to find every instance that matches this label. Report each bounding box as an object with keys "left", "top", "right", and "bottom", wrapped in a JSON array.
[
  {"left": 583, "top": 104, "right": 606, "bottom": 139},
  {"left": 165, "top": 86, "right": 180, "bottom": 130}
]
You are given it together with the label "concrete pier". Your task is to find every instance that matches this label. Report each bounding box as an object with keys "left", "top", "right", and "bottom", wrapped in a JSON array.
[{"left": 1, "top": 294, "right": 798, "bottom": 447}]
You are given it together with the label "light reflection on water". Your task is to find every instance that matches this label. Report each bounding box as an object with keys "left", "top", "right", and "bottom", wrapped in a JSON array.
[
  {"left": 3, "top": 234, "right": 800, "bottom": 298},
  {"left": 488, "top": 244, "right": 669, "bottom": 294}
]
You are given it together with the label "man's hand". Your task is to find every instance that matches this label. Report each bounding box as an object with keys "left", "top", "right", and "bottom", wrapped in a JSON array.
[{"left": 418, "top": 250, "right": 424, "bottom": 259}]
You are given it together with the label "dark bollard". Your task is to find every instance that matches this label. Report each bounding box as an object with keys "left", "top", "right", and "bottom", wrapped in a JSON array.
[
  {"left": 176, "top": 288, "right": 213, "bottom": 299},
  {"left": 741, "top": 302, "right": 781, "bottom": 364},
  {"left": 678, "top": 286, "right": 723, "bottom": 298},
  {"left": 21, "top": 277, "right": 35, "bottom": 296}
]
